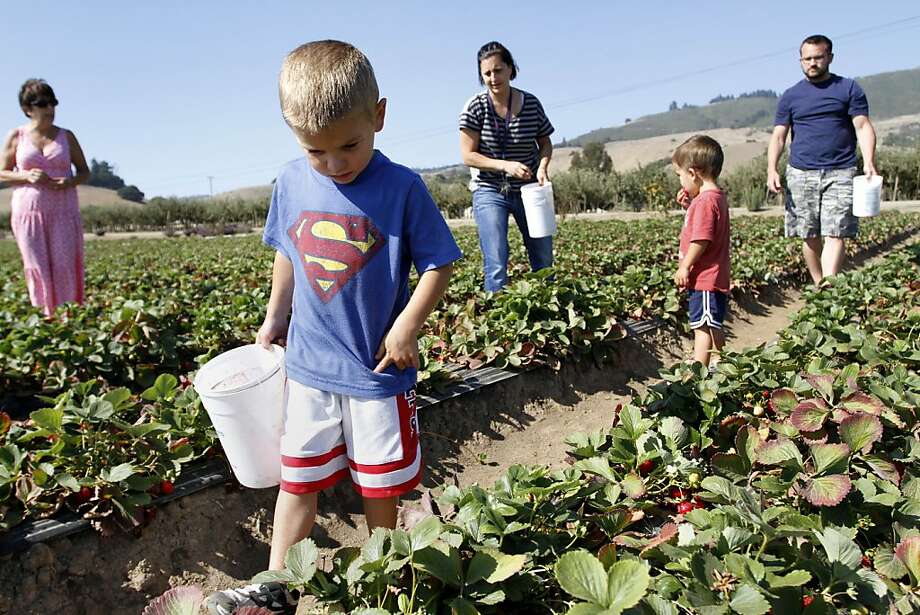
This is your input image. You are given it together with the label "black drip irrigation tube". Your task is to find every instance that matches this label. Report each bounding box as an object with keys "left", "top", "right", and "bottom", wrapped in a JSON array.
[
  {"left": 2, "top": 223, "right": 917, "bottom": 556},
  {"left": 0, "top": 315, "right": 666, "bottom": 555}
]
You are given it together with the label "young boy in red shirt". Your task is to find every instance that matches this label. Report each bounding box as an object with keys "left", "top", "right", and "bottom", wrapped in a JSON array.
[{"left": 672, "top": 135, "right": 731, "bottom": 368}]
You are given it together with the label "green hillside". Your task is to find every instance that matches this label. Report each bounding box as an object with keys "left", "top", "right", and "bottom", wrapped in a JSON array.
[{"left": 568, "top": 65, "right": 920, "bottom": 146}]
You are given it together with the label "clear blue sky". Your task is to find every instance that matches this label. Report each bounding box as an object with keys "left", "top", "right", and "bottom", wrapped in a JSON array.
[{"left": 2, "top": 1, "right": 918, "bottom": 198}]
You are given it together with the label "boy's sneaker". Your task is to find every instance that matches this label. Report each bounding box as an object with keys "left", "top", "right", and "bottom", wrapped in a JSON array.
[{"left": 205, "top": 582, "right": 299, "bottom": 614}]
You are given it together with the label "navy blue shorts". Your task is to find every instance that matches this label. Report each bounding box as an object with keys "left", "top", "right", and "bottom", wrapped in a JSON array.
[{"left": 688, "top": 290, "right": 728, "bottom": 330}]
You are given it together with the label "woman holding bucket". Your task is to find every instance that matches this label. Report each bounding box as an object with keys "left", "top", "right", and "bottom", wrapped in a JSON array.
[{"left": 459, "top": 41, "right": 555, "bottom": 292}]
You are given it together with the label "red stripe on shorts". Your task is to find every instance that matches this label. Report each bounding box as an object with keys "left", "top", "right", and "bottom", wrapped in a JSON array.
[
  {"left": 348, "top": 444, "right": 418, "bottom": 474},
  {"left": 282, "top": 444, "right": 347, "bottom": 468},
  {"left": 280, "top": 467, "right": 350, "bottom": 494},
  {"left": 351, "top": 465, "right": 422, "bottom": 499}
]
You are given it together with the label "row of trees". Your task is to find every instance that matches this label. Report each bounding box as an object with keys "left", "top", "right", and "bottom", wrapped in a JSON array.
[{"left": 2, "top": 146, "right": 916, "bottom": 234}]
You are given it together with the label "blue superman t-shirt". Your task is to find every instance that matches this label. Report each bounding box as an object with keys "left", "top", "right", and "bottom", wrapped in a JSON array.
[{"left": 263, "top": 150, "right": 462, "bottom": 399}]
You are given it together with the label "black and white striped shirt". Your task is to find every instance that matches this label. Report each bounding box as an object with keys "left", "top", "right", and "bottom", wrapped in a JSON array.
[{"left": 459, "top": 89, "right": 554, "bottom": 192}]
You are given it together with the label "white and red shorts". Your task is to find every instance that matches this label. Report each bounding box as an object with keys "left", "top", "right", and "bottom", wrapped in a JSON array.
[{"left": 280, "top": 380, "right": 422, "bottom": 498}]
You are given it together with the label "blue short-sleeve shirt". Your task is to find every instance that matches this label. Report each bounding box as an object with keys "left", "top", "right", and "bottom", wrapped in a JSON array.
[
  {"left": 263, "top": 150, "right": 463, "bottom": 399},
  {"left": 774, "top": 75, "right": 869, "bottom": 170}
]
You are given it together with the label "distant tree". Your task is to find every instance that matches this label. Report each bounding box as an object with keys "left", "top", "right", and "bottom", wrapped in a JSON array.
[
  {"left": 117, "top": 184, "right": 145, "bottom": 203},
  {"left": 709, "top": 94, "right": 736, "bottom": 104},
  {"left": 571, "top": 141, "right": 612, "bottom": 173},
  {"left": 668, "top": 100, "right": 679, "bottom": 112},
  {"left": 87, "top": 159, "right": 126, "bottom": 190},
  {"left": 738, "top": 89, "right": 778, "bottom": 99},
  {"left": 625, "top": 118, "right": 632, "bottom": 124}
]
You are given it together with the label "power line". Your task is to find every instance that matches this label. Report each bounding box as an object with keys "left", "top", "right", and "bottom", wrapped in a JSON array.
[{"left": 144, "top": 14, "right": 920, "bottom": 193}]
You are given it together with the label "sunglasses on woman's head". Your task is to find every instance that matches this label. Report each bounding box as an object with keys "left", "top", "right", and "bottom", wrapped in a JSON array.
[{"left": 30, "top": 99, "right": 58, "bottom": 108}]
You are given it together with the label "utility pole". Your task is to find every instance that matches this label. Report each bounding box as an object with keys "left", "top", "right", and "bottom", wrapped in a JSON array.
[{"left": 207, "top": 176, "right": 214, "bottom": 197}]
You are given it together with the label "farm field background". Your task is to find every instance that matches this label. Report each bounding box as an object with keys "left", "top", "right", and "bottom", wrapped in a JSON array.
[
  {"left": 0, "top": 211, "right": 919, "bottom": 614},
  {"left": 0, "top": 211, "right": 918, "bottom": 530}
]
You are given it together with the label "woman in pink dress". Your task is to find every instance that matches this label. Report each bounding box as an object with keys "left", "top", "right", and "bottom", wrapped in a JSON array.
[{"left": 0, "top": 79, "right": 89, "bottom": 316}]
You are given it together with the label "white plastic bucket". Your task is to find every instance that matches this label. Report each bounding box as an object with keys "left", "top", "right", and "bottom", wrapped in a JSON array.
[
  {"left": 853, "top": 175, "right": 883, "bottom": 217},
  {"left": 194, "top": 344, "right": 286, "bottom": 488},
  {"left": 520, "top": 182, "right": 557, "bottom": 238}
]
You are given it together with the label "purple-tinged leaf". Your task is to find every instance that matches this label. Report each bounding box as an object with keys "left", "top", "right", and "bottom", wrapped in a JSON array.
[
  {"left": 641, "top": 522, "right": 679, "bottom": 555},
  {"left": 790, "top": 400, "right": 830, "bottom": 432},
  {"left": 839, "top": 414, "right": 883, "bottom": 455},
  {"left": 895, "top": 536, "right": 920, "bottom": 583},
  {"left": 802, "top": 474, "right": 852, "bottom": 507},
  {"left": 142, "top": 586, "right": 204, "bottom": 615},
  {"left": 810, "top": 443, "right": 851, "bottom": 475},
  {"left": 804, "top": 374, "right": 835, "bottom": 402},
  {"left": 839, "top": 392, "right": 884, "bottom": 416},
  {"left": 769, "top": 388, "right": 798, "bottom": 416},
  {"left": 864, "top": 455, "right": 901, "bottom": 486},
  {"left": 800, "top": 427, "right": 829, "bottom": 446},
  {"left": 757, "top": 438, "right": 803, "bottom": 468},
  {"left": 237, "top": 609, "right": 278, "bottom": 615},
  {"left": 830, "top": 408, "right": 852, "bottom": 424}
]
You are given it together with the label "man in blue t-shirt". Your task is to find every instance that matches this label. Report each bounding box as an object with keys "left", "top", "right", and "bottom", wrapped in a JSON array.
[{"left": 767, "top": 34, "right": 878, "bottom": 285}]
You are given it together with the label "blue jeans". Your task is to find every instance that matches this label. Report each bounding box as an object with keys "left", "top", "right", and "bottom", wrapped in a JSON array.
[{"left": 472, "top": 187, "right": 554, "bottom": 292}]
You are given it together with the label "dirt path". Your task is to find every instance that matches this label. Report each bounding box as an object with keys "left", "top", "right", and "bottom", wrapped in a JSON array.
[{"left": 439, "top": 288, "right": 804, "bottom": 498}]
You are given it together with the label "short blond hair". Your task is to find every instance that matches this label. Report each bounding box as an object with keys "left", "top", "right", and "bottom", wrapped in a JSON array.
[
  {"left": 671, "top": 135, "right": 724, "bottom": 179},
  {"left": 279, "top": 40, "right": 379, "bottom": 134}
]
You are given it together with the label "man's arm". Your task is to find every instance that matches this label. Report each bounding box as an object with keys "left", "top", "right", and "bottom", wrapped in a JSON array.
[
  {"left": 766, "top": 124, "right": 789, "bottom": 193},
  {"left": 852, "top": 115, "right": 877, "bottom": 177},
  {"left": 374, "top": 264, "right": 454, "bottom": 373}
]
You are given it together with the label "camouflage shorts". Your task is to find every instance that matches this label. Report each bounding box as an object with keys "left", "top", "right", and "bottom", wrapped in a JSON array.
[{"left": 784, "top": 165, "right": 858, "bottom": 238}]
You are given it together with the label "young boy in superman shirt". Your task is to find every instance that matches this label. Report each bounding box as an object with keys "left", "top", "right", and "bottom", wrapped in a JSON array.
[
  {"left": 671, "top": 135, "right": 731, "bottom": 369},
  {"left": 207, "top": 40, "right": 462, "bottom": 614}
]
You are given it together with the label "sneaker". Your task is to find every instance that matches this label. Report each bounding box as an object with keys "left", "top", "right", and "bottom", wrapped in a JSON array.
[{"left": 205, "top": 582, "right": 299, "bottom": 615}]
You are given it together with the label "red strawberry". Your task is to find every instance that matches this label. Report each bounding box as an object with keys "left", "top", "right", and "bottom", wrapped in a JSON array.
[
  {"left": 159, "top": 480, "right": 174, "bottom": 495},
  {"left": 692, "top": 496, "right": 706, "bottom": 509},
  {"left": 669, "top": 487, "right": 687, "bottom": 499},
  {"left": 802, "top": 595, "right": 813, "bottom": 607},
  {"left": 638, "top": 460, "right": 655, "bottom": 475},
  {"left": 762, "top": 390, "right": 770, "bottom": 399},
  {"left": 144, "top": 506, "right": 157, "bottom": 523},
  {"left": 676, "top": 501, "right": 694, "bottom": 515},
  {"left": 862, "top": 555, "right": 872, "bottom": 568},
  {"left": 74, "top": 486, "right": 92, "bottom": 504}
]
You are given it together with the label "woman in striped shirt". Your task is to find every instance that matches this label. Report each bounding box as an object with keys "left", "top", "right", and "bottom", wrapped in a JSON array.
[{"left": 459, "top": 41, "right": 554, "bottom": 292}]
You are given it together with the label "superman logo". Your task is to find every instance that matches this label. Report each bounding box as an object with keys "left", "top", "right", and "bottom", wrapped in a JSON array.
[{"left": 288, "top": 212, "right": 386, "bottom": 301}]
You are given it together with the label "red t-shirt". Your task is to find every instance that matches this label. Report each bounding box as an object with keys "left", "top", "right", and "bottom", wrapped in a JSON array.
[{"left": 678, "top": 189, "right": 731, "bottom": 292}]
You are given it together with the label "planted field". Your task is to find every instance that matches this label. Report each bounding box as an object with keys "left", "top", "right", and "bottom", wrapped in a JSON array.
[
  {"left": 0, "top": 213, "right": 918, "bottom": 536},
  {"left": 244, "top": 244, "right": 920, "bottom": 614}
]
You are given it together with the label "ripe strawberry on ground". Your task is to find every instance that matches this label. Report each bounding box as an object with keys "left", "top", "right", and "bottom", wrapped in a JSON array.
[
  {"left": 676, "top": 501, "right": 695, "bottom": 515},
  {"left": 73, "top": 486, "right": 92, "bottom": 505},
  {"left": 159, "top": 480, "right": 175, "bottom": 495},
  {"left": 802, "top": 595, "right": 814, "bottom": 607}
]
